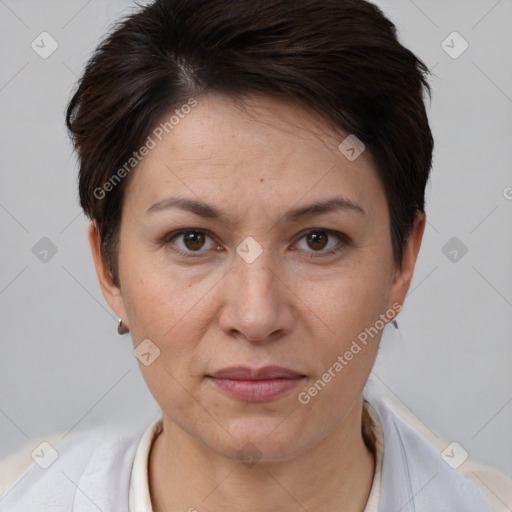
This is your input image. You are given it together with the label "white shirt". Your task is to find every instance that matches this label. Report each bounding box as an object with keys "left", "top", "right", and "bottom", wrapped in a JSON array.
[
  {"left": 1, "top": 394, "right": 507, "bottom": 511},
  {"left": 128, "top": 401, "right": 384, "bottom": 512}
]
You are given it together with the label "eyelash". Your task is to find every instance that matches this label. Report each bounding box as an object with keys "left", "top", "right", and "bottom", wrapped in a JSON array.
[{"left": 162, "top": 228, "right": 350, "bottom": 259}]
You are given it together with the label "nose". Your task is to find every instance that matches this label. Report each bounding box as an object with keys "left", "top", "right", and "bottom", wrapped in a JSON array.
[{"left": 217, "top": 246, "right": 295, "bottom": 343}]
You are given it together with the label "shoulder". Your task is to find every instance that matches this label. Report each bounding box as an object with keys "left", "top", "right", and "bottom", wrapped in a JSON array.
[
  {"left": 366, "top": 394, "right": 512, "bottom": 512},
  {"left": 461, "top": 458, "right": 512, "bottom": 512},
  {"left": 0, "top": 423, "right": 144, "bottom": 510}
]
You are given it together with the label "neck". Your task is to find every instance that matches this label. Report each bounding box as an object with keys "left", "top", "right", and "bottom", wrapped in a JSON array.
[{"left": 149, "top": 399, "right": 375, "bottom": 512}]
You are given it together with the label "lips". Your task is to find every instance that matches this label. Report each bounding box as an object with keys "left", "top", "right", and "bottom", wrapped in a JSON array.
[
  {"left": 206, "top": 366, "right": 306, "bottom": 402},
  {"left": 208, "top": 365, "right": 304, "bottom": 380}
]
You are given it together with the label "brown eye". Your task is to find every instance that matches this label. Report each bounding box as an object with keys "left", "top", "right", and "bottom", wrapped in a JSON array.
[
  {"left": 166, "top": 229, "right": 219, "bottom": 257},
  {"left": 294, "top": 229, "right": 348, "bottom": 258},
  {"left": 307, "top": 231, "right": 328, "bottom": 251},
  {"left": 183, "top": 230, "right": 206, "bottom": 250}
]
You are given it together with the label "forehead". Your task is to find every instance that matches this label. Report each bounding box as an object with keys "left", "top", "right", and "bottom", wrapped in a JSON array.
[{"left": 124, "top": 93, "right": 384, "bottom": 220}]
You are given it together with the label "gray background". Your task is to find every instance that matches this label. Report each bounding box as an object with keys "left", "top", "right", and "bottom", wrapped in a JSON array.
[{"left": 0, "top": 0, "right": 511, "bottom": 481}]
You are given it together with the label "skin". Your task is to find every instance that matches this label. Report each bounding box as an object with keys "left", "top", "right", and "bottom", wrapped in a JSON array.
[{"left": 89, "top": 92, "right": 425, "bottom": 512}]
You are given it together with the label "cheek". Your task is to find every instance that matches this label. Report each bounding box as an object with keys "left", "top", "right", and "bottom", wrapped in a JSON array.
[
  {"left": 293, "top": 258, "right": 391, "bottom": 393},
  {"left": 119, "top": 242, "right": 215, "bottom": 340},
  {"left": 119, "top": 254, "right": 223, "bottom": 399},
  {"left": 120, "top": 268, "right": 211, "bottom": 418},
  {"left": 294, "top": 283, "right": 385, "bottom": 426},
  {"left": 298, "top": 260, "right": 391, "bottom": 343}
]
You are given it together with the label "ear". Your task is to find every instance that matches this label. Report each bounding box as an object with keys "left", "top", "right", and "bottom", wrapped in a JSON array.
[
  {"left": 388, "top": 211, "right": 426, "bottom": 309},
  {"left": 88, "top": 221, "right": 126, "bottom": 320}
]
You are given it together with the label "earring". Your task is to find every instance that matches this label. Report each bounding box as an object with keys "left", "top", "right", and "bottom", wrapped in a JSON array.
[
  {"left": 118, "top": 318, "right": 130, "bottom": 335},
  {"left": 391, "top": 319, "right": 403, "bottom": 339}
]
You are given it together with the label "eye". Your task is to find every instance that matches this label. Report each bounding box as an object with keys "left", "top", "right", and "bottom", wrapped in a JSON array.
[
  {"left": 162, "top": 228, "right": 349, "bottom": 259},
  {"left": 293, "top": 229, "right": 348, "bottom": 257},
  {"left": 165, "top": 229, "right": 221, "bottom": 257}
]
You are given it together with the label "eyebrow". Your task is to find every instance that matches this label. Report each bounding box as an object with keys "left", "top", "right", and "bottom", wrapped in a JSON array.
[{"left": 146, "top": 195, "right": 366, "bottom": 222}]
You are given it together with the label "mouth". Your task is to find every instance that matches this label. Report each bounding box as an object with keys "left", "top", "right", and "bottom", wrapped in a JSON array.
[{"left": 206, "top": 366, "right": 306, "bottom": 402}]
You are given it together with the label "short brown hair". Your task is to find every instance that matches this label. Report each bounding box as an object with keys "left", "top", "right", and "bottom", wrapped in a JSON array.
[{"left": 66, "top": 0, "right": 433, "bottom": 286}]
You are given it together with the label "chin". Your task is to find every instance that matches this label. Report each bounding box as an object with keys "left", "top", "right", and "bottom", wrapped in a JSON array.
[{"left": 204, "top": 416, "right": 315, "bottom": 464}]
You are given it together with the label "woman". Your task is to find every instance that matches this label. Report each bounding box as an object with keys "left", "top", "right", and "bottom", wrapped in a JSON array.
[{"left": 1, "top": 0, "right": 509, "bottom": 510}]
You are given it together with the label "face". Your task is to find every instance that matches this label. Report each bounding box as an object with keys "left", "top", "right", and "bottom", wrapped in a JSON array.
[{"left": 90, "top": 92, "right": 423, "bottom": 462}]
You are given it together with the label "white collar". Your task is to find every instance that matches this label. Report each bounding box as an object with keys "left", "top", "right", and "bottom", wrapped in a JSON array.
[{"left": 128, "top": 402, "right": 384, "bottom": 511}]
